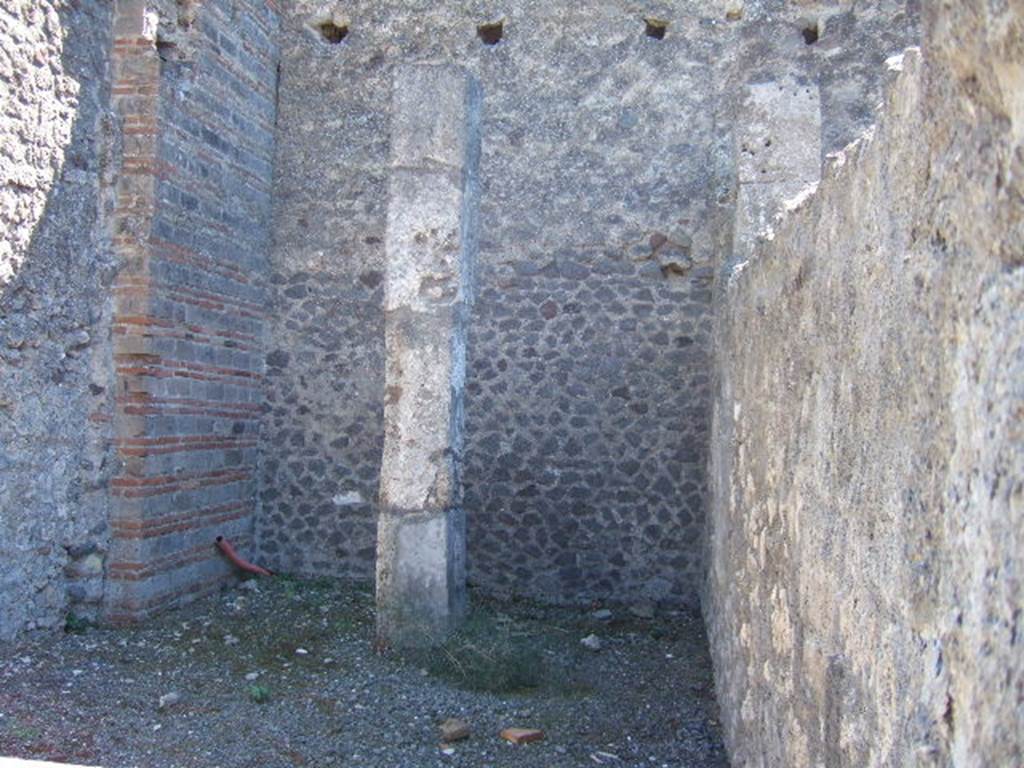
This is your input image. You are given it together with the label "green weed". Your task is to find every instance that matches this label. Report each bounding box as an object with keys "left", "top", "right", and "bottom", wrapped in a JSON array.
[{"left": 249, "top": 684, "right": 271, "bottom": 703}]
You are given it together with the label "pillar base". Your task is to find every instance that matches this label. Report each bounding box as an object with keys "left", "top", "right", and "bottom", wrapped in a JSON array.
[{"left": 375, "top": 506, "right": 467, "bottom": 648}]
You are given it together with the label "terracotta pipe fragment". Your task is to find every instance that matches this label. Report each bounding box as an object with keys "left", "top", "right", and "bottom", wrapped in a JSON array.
[{"left": 215, "top": 535, "right": 273, "bottom": 576}]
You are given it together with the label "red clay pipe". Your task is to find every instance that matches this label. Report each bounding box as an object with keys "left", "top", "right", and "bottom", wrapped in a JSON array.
[{"left": 215, "top": 535, "right": 273, "bottom": 576}]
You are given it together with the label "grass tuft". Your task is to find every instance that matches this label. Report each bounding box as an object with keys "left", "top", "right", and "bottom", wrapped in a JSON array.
[
  {"left": 248, "top": 684, "right": 271, "bottom": 703},
  {"left": 64, "top": 612, "right": 95, "bottom": 634},
  {"left": 407, "top": 610, "right": 545, "bottom": 694}
]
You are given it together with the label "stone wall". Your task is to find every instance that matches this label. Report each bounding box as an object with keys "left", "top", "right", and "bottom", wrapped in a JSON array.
[
  {"left": 104, "top": 0, "right": 280, "bottom": 622},
  {"left": 259, "top": 0, "right": 737, "bottom": 602},
  {"left": 260, "top": 0, "right": 917, "bottom": 606},
  {"left": 0, "top": 0, "right": 116, "bottom": 639},
  {"left": 706, "top": 2, "right": 1023, "bottom": 765},
  {"left": 256, "top": 0, "right": 386, "bottom": 579},
  {"left": 0, "top": 0, "right": 920, "bottom": 639}
]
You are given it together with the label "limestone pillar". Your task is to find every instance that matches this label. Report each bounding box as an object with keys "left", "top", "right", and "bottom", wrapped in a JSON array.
[{"left": 375, "top": 64, "right": 481, "bottom": 648}]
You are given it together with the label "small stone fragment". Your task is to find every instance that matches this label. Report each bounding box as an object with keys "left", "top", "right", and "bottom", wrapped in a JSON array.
[
  {"left": 440, "top": 717, "right": 471, "bottom": 742},
  {"left": 501, "top": 727, "right": 545, "bottom": 745},
  {"left": 223, "top": 634, "right": 240, "bottom": 645},
  {"left": 657, "top": 248, "right": 693, "bottom": 276},
  {"left": 295, "top": 647, "right": 309, "bottom": 655},
  {"left": 581, "top": 634, "right": 603, "bottom": 651},
  {"left": 244, "top": 671, "right": 260, "bottom": 681},
  {"left": 629, "top": 603, "right": 655, "bottom": 619},
  {"left": 592, "top": 608, "right": 613, "bottom": 621},
  {"left": 157, "top": 691, "right": 181, "bottom": 711},
  {"left": 78, "top": 553, "right": 104, "bottom": 576}
]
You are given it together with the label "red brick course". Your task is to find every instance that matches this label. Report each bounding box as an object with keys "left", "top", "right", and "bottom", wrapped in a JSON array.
[{"left": 103, "top": 0, "right": 278, "bottom": 624}]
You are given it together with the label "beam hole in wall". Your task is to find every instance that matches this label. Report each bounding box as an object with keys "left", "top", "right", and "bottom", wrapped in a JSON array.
[
  {"left": 155, "top": 38, "right": 176, "bottom": 62},
  {"left": 176, "top": 0, "right": 200, "bottom": 28},
  {"left": 477, "top": 20, "right": 504, "bottom": 45},
  {"left": 644, "top": 18, "right": 668, "bottom": 40},
  {"left": 801, "top": 21, "right": 819, "bottom": 45},
  {"left": 319, "top": 20, "right": 349, "bottom": 44}
]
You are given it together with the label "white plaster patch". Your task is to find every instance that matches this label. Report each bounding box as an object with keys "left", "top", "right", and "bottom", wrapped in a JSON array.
[
  {"left": 885, "top": 51, "right": 907, "bottom": 73},
  {"left": 143, "top": 10, "right": 160, "bottom": 41},
  {"left": 332, "top": 490, "right": 364, "bottom": 506},
  {"left": 781, "top": 182, "right": 820, "bottom": 215},
  {"left": 728, "top": 260, "right": 750, "bottom": 287}
]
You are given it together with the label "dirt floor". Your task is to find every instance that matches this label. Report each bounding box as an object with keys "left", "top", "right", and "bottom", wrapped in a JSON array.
[{"left": 0, "top": 578, "right": 728, "bottom": 768}]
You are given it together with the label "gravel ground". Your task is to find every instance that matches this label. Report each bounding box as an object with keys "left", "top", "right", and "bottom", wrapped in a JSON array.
[{"left": 0, "top": 577, "right": 728, "bottom": 768}]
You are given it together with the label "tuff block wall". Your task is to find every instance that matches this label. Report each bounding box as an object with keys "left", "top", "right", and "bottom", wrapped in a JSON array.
[
  {"left": 706, "top": 2, "right": 1023, "bottom": 764},
  {"left": 259, "top": 0, "right": 918, "bottom": 607},
  {"left": 0, "top": 0, "right": 116, "bottom": 639},
  {"left": 104, "top": 0, "right": 280, "bottom": 621}
]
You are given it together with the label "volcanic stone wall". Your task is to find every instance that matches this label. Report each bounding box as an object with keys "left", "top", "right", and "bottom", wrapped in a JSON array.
[
  {"left": 0, "top": 0, "right": 117, "bottom": 639},
  {"left": 706, "top": 3, "right": 1023, "bottom": 764},
  {"left": 260, "top": 0, "right": 918, "bottom": 606},
  {"left": 259, "top": 0, "right": 913, "bottom": 604},
  {"left": 259, "top": 0, "right": 738, "bottom": 603},
  {"left": 0, "top": 0, "right": 919, "bottom": 640},
  {"left": 104, "top": 0, "right": 279, "bottom": 621}
]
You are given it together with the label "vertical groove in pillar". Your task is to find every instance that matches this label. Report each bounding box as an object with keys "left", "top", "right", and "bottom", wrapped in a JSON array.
[{"left": 376, "top": 65, "right": 481, "bottom": 648}]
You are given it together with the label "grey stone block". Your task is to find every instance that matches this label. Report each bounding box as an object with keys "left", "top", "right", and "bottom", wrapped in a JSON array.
[
  {"left": 375, "top": 507, "right": 467, "bottom": 647},
  {"left": 384, "top": 169, "right": 470, "bottom": 313},
  {"left": 390, "top": 64, "right": 482, "bottom": 172}
]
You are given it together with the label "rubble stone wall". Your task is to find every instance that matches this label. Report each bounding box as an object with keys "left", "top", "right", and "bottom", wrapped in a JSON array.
[
  {"left": 706, "top": 2, "right": 1023, "bottom": 764},
  {"left": 0, "top": 0, "right": 920, "bottom": 639},
  {"left": 260, "top": 0, "right": 917, "bottom": 606},
  {"left": 259, "top": 0, "right": 740, "bottom": 602},
  {"left": 0, "top": 0, "right": 117, "bottom": 639}
]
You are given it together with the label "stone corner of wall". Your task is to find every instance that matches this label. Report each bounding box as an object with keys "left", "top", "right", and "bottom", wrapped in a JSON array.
[{"left": 733, "top": 44, "right": 926, "bottom": 294}]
